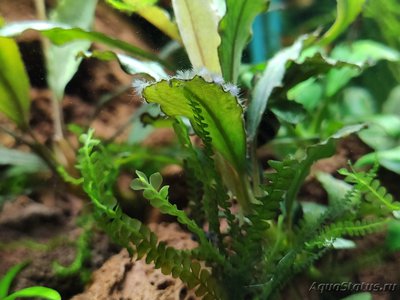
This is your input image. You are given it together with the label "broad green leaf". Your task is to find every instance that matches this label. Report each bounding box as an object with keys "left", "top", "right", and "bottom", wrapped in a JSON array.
[
  {"left": 319, "top": 0, "right": 366, "bottom": 46},
  {"left": 358, "top": 115, "right": 400, "bottom": 151},
  {"left": 326, "top": 40, "right": 400, "bottom": 97},
  {"left": 383, "top": 85, "right": 400, "bottom": 116},
  {"left": 0, "top": 21, "right": 167, "bottom": 67},
  {"left": 172, "top": 0, "right": 221, "bottom": 74},
  {"left": 106, "top": 0, "right": 181, "bottom": 41},
  {"left": 79, "top": 50, "right": 167, "bottom": 80},
  {"left": 269, "top": 100, "right": 306, "bottom": 124},
  {"left": 149, "top": 172, "right": 163, "bottom": 190},
  {"left": 288, "top": 78, "right": 323, "bottom": 111},
  {"left": 386, "top": 220, "right": 400, "bottom": 252},
  {"left": 47, "top": 0, "right": 98, "bottom": 101},
  {"left": 339, "top": 87, "right": 376, "bottom": 120},
  {"left": 0, "top": 37, "right": 30, "bottom": 129},
  {"left": 331, "top": 40, "right": 400, "bottom": 64},
  {"left": 0, "top": 262, "right": 28, "bottom": 298},
  {"left": 356, "top": 147, "right": 400, "bottom": 174},
  {"left": 247, "top": 36, "right": 308, "bottom": 140},
  {"left": 218, "top": 0, "right": 269, "bottom": 83},
  {"left": 0, "top": 147, "right": 48, "bottom": 172},
  {"left": 4, "top": 287, "right": 61, "bottom": 300},
  {"left": 138, "top": 74, "right": 246, "bottom": 172}
]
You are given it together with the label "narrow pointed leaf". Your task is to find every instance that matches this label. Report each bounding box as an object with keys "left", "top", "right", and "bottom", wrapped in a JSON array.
[
  {"left": 218, "top": 0, "right": 269, "bottom": 83},
  {"left": 319, "top": 0, "right": 366, "bottom": 46},
  {"left": 0, "top": 37, "right": 30, "bottom": 128},
  {"left": 247, "top": 36, "right": 308, "bottom": 140},
  {"left": 172, "top": 0, "right": 221, "bottom": 74},
  {"left": 0, "top": 262, "right": 29, "bottom": 298},
  {"left": 4, "top": 287, "right": 61, "bottom": 300}
]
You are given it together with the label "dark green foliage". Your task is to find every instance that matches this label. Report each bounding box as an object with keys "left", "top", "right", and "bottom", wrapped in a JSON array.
[{"left": 76, "top": 124, "right": 398, "bottom": 299}]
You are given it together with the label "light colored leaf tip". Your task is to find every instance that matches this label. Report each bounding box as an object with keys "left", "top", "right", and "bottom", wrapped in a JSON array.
[
  {"left": 175, "top": 67, "right": 242, "bottom": 98},
  {"left": 134, "top": 67, "right": 242, "bottom": 100},
  {"left": 132, "top": 79, "right": 151, "bottom": 97}
]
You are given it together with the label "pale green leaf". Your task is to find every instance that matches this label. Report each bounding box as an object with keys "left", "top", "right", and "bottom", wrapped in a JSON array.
[
  {"left": 139, "top": 74, "right": 246, "bottom": 172},
  {"left": 4, "top": 287, "right": 61, "bottom": 300},
  {"left": 149, "top": 172, "right": 163, "bottom": 190},
  {"left": 356, "top": 146, "right": 400, "bottom": 174},
  {"left": 218, "top": 0, "right": 269, "bottom": 83},
  {"left": 80, "top": 50, "right": 167, "bottom": 80},
  {"left": 0, "top": 147, "right": 48, "bottom": 172},
  {"left": 105, "top": 0, "right": 157, "bottom": 11},
  {"left": 0, "top": 21, "right": 167, "bottom": 67},
  {"left": 326, "top": 40, "right": 400, "bottom": 97},
  {"left": 130, "top": 178, "right": 147, "bottom": 190},
  {"left": 47, "top": 0, "right": 98, "bottom": 101},
  {"left": 106, "top": 1, "right": 181, "bottom": 41},
  {"left": 358, "top": 115, "right": 400, "bottom": 150},
  {"left": 172, "top": 0, "right": 221, "bottom": 74},
  {"left": 0, "top": 37, "right": 30, "bottom": 128},
  {"left": 383, "top": 85, "right": 400, "bottom": 116},
  {"left": 316, "top": 172, "right": 352, "bottom": 205},
  {"left": 319, "top": 0, "right": 366, "bottom": 46},
  {"left": 247, "top": 36, "right": 308, "bottom": 140}
]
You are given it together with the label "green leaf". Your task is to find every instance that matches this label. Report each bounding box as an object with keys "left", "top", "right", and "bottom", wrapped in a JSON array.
[
  {"left": 247, "top": 35, "right": 308, "bottom": 140},
  {"left": 130, "top": 178, "right": 148, "bottom": 190},
  {"left": 172, "top": 0, "right": 221, "bottom": 73},
  {"left": 79, "top": 50, "right": 167, "bottom": 80},
  {"left": 383, "top": 85, "right": 400, "bottom": 116},
  {"left": 319, "top": 0, "right": 366, "bottom": 46},
  {"left": 386, "top": 220, "right": 400, "bottom": 252},
  {"left": 326, "top": 40, "right": 400, "bottom": 97},
  {"left": 356, "top": 147, "right": 400, "bottom": 174},
  {"left": 218, "top": 0, "right": 269, "bottom": 83},
  {"left": 0, "top": 21, "right": 168, "bottom": 67},
  {"left": 47, "top": 0, "right": 98, "bottom": 101},
  {"left": 149, "top": 172, "right": 163, "bottom": 190},
  {"left": 339, "top": 87, "right": 376, "bottom": 120},
  {"left": 284, "top": 124, "right": 364, "bottom": 217},
  {"left": 139, "top": 74, "right": 246, "bottom": 172},
  {"left": 0, "top": 262, "right": 28, "bottom": 298},
  {"left": 270, "top": 100, "right": 306, "bottom": 124},
  {"left": 340, "top": 292, "right": 372, "bottom": 300},
  {"left": 106, "top": 0, "right": 181, "bottom": 41},
  {"left": 4, "top": 287, "right": 61, "bottom": 300},
  {"left": 105, "top": 0, "right": 157, "bottom": 11},
  {"left": 358, "top": 115, "right": 400, "bottom": 151},
  {"left": 288, "top": 78, "right": 323, "bottom": 111},
  {"left": 0, "top": 37, "right": 30, "bottom": 128},
  {"left": 316, "top": 172, "right": 352, "bottom": 206}
]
